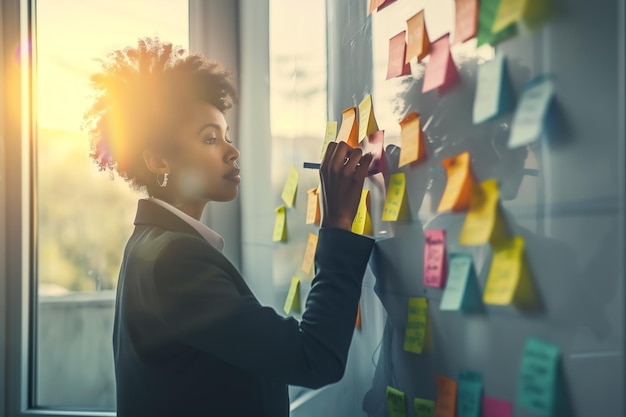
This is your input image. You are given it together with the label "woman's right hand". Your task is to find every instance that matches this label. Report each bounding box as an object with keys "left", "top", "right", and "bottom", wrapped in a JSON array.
[{"left": 319, "top": 141, "right": 373, "bottom": 231}]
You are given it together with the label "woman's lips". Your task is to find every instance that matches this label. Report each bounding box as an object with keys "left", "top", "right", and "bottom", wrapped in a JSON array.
[{"left": 224, "top": 168, "right": 241, "bottom": 183}]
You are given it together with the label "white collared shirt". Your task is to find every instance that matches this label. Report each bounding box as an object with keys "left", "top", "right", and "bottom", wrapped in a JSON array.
[{"left": 147, "top": 197, "right": 225, "bottom": 252}]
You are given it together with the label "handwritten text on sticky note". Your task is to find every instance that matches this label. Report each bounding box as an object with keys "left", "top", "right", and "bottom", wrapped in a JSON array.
[
  {"left": 300, "top": 232, "right": 319, "bottom": 275},
  {"left": 404, "top": 297, "right": 428, "bottom": 354},
  {"left": 459, "top": 178, "right": 503, "bottom": 245},
  {"left": 399, "top": 112, "right": 426, "bottom": 167},
  {"left": 483, "top": 236, "right": 525, "bottom": 305},
  {"left": 358, "top": 94, "right": 379, "bottom": 142},
  {"left": 517, "top": 337, "right": 561, "bottom": 416},
  {"left": 435, "top": 375, "right": 457, "bottom": 417},
  {"left": 336, "top": 107, "right": 358, "bottom": 147},
  {"left": 382, "top": 172, "right": 409, "bottom": 221},
  {"left": 414, "top": 398, "right": 435, "bottom": 417},
  {"left": 321, "top": 121, "right": 338, "bottom": 159},
  {"left": 438, "top": 152, "right": 474, "bottom": 213},
  {"left": 509, "top": 76, "right": 555, "bottom": 148},
  {"left": 281, "top": 166, "right": 299, "bottom": 207},
  {"left": 283, "top": 277, "right": 301, "bottom": 314},
  {"left": 386, "top": 386, "right": 407, "bottom": 417},
  {"left": 424, "top": 229, "right": 447, "bottom": 288},
  {"left": 457, "top": 370, "right": 483, "bottom": 417},
  {"left": 272, "top": 206, "right": 287, "bottom": 242}
]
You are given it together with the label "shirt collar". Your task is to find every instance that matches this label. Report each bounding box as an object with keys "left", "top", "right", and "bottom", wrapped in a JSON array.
[{"left": 146, "top": 197, "right": 225, "bottom": 252}]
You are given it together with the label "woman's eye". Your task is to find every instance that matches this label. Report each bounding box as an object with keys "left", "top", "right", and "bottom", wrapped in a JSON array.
[{"left": 204, "top": 137, "right": 217, "bottom": 144}]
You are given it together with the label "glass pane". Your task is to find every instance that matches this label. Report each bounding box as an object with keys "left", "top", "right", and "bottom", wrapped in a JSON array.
[{"left": 34, "top": 0, "right": 188, "bottom": 409}]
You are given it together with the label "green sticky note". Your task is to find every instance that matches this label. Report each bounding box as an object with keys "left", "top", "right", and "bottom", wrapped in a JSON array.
[
  {"left": 517, "top": 337, "right": 561, "bottom": 416},
  {"left": 414, "top": 398, "right": 435, "bottom": 417},
  {"left": 440, "top": 254, "right": 480, "bottom": 311},
  {"left": 477, "top": 0, "right": 517, "bottom": 47},
  {"left": 457, "top": 370, "right": 483, "bottom": 417},
  {"left": 403, "top": 297, "right": 428, "bottom": 354},
  {"left": 386, "top": 386, "right": 407, "bottom": 417}
]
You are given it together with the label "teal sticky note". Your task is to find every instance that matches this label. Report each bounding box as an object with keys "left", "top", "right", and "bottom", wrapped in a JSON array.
[
  {"left": 477, "top": 0, "right": 517, "bottom": 47},
  {"left": 473, "top": 53, "right": 515, "bottom": 124},
  {"left": 440, "top": 254, "right": 479, "bottom": 311},
  {"left": 517, "top": 337, "right": 561, "bottom": 416},
  {"left": 457, "top": 369, "right": 483, "bottom": 417},
  {"left": 386, "top": 386, "right": 407, "bottom": 417},
  {"left": 508, "top": 76, "right": 555, "bottom": 149}
]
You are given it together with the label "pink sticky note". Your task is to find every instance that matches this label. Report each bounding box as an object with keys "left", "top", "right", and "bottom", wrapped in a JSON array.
[
  {"left": 378, "top": 0, "right": 397, "bottom": 10},
  {"left": 387, "top": 31, "right": 411, "bottom": 80},
  {"left": 422, "top": 34, "right": 458, "bottom": 93},
  {"left": 359, "top": 130, "right": 386, "bottom": 176},
  {"left": 424, "top": 229, "right": 447, "bottom": 288},
  {"left": 483, "top": 397, "right": 513, "bottom": 417}
]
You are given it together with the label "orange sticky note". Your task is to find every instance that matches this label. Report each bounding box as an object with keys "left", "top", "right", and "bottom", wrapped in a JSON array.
[
  {"left": 355, "top": 303, "right": 362, "bottom": 329},
  {"left": 358, "top": 94, "right": 379, "bottom": 142},
  {"left": 454, "top": 0, "right": 479, "bottom": 44},
  {"left": 368, "top": 0, "right": 384, "bottom": 14},
  {"left": 305, "top": 187, "right": 321, "bottom": 225},
  {"left": 281, "top": 166, "right": 299, "bottom": 208},
  {"left": 437, "top": 152, "right": 475, "bottom": 213},
  {"left": 352, "top": 189, "right": 373, "bottom": 235},
  {"left": 483, "top": 236, "right": 535, "bottom": 307},
  {"left": 283, "top": 277, "right": 301, "bottom": 314},
  {"left": 272, "top": 206, "right": 287, "bottom": 242},
  {"left": 434, "top": 375, "right": 457, "bottom": 417},
  {"left": 301, "top": 232, "right": 319, "bottom": 275},
  {"left": 424, "top": 229, "right": 447, "bottom": 288},
  {"left": 336, "top": 107, "right": 358, "bottom": 147},
  {"left": 387, "top": 31, "right": 411, "bottom": 80},
  {"left": 406, "top": 11, "right": 430, "bottom": 63},
  {"left": 422, "top": 34, "right": 458, "bottom": 93},
  {"left": 382, "top": 173, "right": 410, "bottom": 221},
  {"left": 460, "top": 178, "right": 506, "bottom": 245},
  {"left": 398, "top": 112, "right": 427, "bottom": 167}
]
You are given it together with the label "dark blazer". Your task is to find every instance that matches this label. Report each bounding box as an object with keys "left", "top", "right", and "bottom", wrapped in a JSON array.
[{"left": 113, "top": 199, "right": 374, "bottom": 416}]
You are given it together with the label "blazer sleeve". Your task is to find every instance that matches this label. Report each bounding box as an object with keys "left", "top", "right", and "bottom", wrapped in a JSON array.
[{"left": 152, "top": 227, "right": 374, "bottom": 388}]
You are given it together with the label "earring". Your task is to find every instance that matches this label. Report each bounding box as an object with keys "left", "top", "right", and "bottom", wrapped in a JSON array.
[{"left": 157, "top": 172, "right": 169, "bottom": 188}]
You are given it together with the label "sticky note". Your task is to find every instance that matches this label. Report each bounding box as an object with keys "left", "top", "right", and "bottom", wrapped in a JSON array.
[
  {"left": 358, "top": 94, "right": 379, "bottom": 142},
  {"left": 283, "top": 277, "right": 300, "bottom": 314},
  {"left": 281, "top": 166, "right": 299, "bottom": 207},
  {"left": 387, "top": 31, "right": 411, "bottom": 80},
  {"left": 403, "top": 297, "right": 428, "bottom": 354},
  {"left": 424, "top": 229, "right": 447, "bottom": 288},
  {"left": 300, "top": 232, "right": 318, "bottom": 275},
  {"left": 336, "top": 106, "right": 358, "bottom": 147},
  {"left": 459, "top": 179, "right": 506, "bottom": 245},
  {"left": 398, "top": 112, "right": 427, "bottom": 167},
  {"left": 414, "top": 398, "right": 435, "bottom": 417},
  {"left": 272, "top": 206, "right": 287, "bottom": 242},
  {"left": 378, "top": 0, "right": 398, "bottom": 11},
  {"left": 517, "top": 337, "right": 561, "bottom": 416},
  {"left": 508, "top": 76, "right": 555, "bottom": 149},
  {"left": 422, "top": 34, "right": 458, "bottom": 93},
  {"left": 305, "top": 187, "right": 321, "bottom": 225},
  {"left": 321, "top": 121, "right": 338, "bottom": 159},
  {"left": 359, "top": 130, "right": 386, "bottom": 176},
  {"left": 473, "top": 53, "right": 515, "bottom": 125},
  {"left": 457, "top": 370, "right": 483, "bottom": 417},
  {"left": 477, "top": 0, "right": 517, "bottom": 47},
  {"left": 355, "top": 302, "right": 362, "bottom": 329},
  {"left": 493, "top": 0, "right": 550, "bottom": 32},
  {"left": 434, "top": 375, "right": 457, "bottom": 417},
  {"left": 406, "top": 11, "right": 430, "bottom": 63},
  {"left": 352, "top": 189, "right": 373, "bottom": 235},
  {"left": 440, "top": 253, "right": 480, "bottom": 311},
  {"left": 368, "top": 0, "right": 384, "bottom": 14},
  {"left": 382, "top": 172, "right": 410, "bottom": 221},
  {"left": 386, "top": 386, "right": 407, "bottom": 417},
  {"left": 483, "top": 397, "right": 513, "bottom": 417},
  {"left": 483, "top": 236, "right": 534, "bottom": 306},
  {"left": 454, "top": 0, "right": 479, "bottom": 44},
  {"left": 437, "top": 152, "right": 475, "bottom": 213}
]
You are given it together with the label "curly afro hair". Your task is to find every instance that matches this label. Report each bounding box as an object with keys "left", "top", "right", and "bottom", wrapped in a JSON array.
[{"left": 82, "top": 37, "right": 237, "bottom": 191}]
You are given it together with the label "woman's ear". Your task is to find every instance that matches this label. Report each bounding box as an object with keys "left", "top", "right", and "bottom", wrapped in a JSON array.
[{"left": 143, "top": 148, "right": 170, "bottom": 175}]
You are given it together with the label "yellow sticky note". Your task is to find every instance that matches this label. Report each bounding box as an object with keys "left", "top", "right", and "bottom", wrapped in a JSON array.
[
  {"left": 301, "top": 232, "right": 319, "bottom": 275},
  {"left": 358, "top": 94, "right": 379, "bottom": 142},
  {"left": 281, "top": 166, "right": 299, "bottom": 208},
  {"left": 283, "top": 277, "right": 301, "bottom": 314},
  {"left": 352, "top": 189, "right": 373, "bottom": 235},
  {"left": 272, "top": 206, "right": 287, "bottom": 242},
  {"left": 398, "top": 112, "right": 427, "bottom": 167},
  {"left": 483, "top": 236, "right": 533, "bottom": 306},
  {"left": 404, "top": 297, "right": 428, "bottom": 354},
  {"left": 321, "top": 121, "right": 338, "bottom": 159},
  {"left": 305, "top": 187, "right": 321, "bottom": 225},
  {"left": 336, "top": 106, "right": 358, "bottom": 147},
  {"left": 459, "top": 178, "right": 507, "bottom": 245},
  {"left": 492, "top": 0, "right": 549, "bottom": 32},
  {"left": 382, "top": 173, "right": 410, "bottom": 221},
  {"left": 437, "top": 152, "right": 475, "bottom": 213}
]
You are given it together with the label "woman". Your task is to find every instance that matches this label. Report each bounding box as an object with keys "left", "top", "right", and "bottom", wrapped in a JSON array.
[{"left": 83, "top": 38, "right": 374, "bottom": 417}]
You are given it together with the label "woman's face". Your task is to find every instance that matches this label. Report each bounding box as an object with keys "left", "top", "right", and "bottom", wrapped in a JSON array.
[{"left": 166, "top": 101, "right": 240, "bottom": 203}]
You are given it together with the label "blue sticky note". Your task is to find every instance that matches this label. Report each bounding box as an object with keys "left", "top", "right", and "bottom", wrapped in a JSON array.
[
  {"left": 458, "top": 369, "right": 483, "bottom": 417},
  {"left": 517, "top": 337, "right": 561, "bottom": 417},
  {"left": 440, "top": 253, "right": 480, "bottom": 311},
  {"left": 508, "top": 76, "right": 555, "bottom": 148},
  {"left": 473, "top": 53, "right": 515, "bottom": 124}
]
